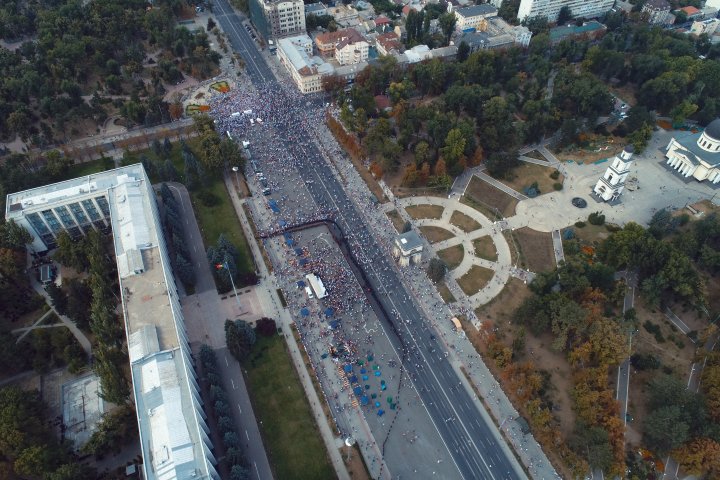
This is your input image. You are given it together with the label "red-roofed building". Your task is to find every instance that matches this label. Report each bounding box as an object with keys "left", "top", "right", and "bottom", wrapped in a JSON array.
[
  {"left": 376, "top": 31, "right": 402, "bottom": 55},
  {"left": 374, "top": 95, "right": 391, "bottom": 112},
  {"left": 678, "top": 5, "right": 701, "bottom": 18},
  {"left": 375, "top": 15, "right": 391, "bottom": 26}
]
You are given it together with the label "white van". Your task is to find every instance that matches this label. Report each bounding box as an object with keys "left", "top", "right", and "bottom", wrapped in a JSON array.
[
  {"left": 305, "top": 286, "right": 314, "bottom": 299},
  {"left": 249, "top": 118, "right": 255, "bottom": 126}
]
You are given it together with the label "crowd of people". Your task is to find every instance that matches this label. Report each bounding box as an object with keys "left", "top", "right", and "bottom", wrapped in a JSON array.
[{"left": 205, "top": 64, "right": 551, "bottom": 477}]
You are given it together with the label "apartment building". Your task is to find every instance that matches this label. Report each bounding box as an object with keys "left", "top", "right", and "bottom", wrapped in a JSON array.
[
  {"left": 250, "top": 0, "right": 306, "bottom": 38},
  {"left": 517, "top": 0, "right": 614, "bottom": 22}
]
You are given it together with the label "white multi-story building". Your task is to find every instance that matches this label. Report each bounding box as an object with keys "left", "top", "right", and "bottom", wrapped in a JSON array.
[
  {"left": 517, "top": 0, "right": 614, "bottom": 22},
  {"left": 5, "top": 165, "right": 219, "bottom": 480},
  {"left": 278, "top": 34, "right": 332, "bottom": 93},
  {"left": 691, "top": 18, "right": 720, "bottom": 36},
  {"left": 453, "top": 3, "right": 501, "bottom": 30},
  {"left": 641, "top": 0, "right": 671, "bottom": 25},
  {"left": 250, "top": 0, "right": 305, "bottom": 38},
  {"left": 593, "top": 145, "right": 635, "bottom": 202},
  {"left": 665, "top": 118, "right": 720, "bottom": 184}
]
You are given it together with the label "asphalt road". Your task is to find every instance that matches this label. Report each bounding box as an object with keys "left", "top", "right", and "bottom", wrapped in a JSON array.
[
  {"left": 212, "top": 2, "right": 524, "bottom": 477},
  {"left": 166, "top": 183, "right": 274, "bottom": 480}
]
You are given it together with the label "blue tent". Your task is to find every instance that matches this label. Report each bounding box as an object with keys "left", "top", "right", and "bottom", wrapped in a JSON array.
[
  {"left": 374, "top": 401, "right": 381, "bottom": 408},
  {"left": 324, "top": 307, "right": 334, "bottom": 317},
  {"left": 328, "top": 320, "right": 340, "bottom": 330},
  {"left": 362, "top": 375, "right": 368, "bottom": 381},
  {"left": 299, "top": 258, "right": 309, "bottom": 266},
  {"left": 360, "top": 395, "right": 369, "bottom": 405},
  {"left": 343, "top": 364, "right": 353, "bottom": 373},
  {"left": 296, "top": 280, "right": 306, "bottom": 288},
  {"left": 294, "top": 247, "right": 304, "bottom": 256},
  {"left": 278, "top": 220, "right": 287, "bottom": 227},
  {"left": 268, "top": 200, "right": 280, "bottom": 213},
  {"left": 283, "top": 232, "right": 292, "bottom": 241},
  {"left": 360, "top": 368, "right": 367, "bottom": 374},
  {"left": 350, "top": 375, "right": 358, "bottom": 383},
  {"left": 377, "top": 409, "right": 385, "bottom": 416},
  {"left": 374, "top": 371, "right": 381, "bottom": 377},
  {"left": 353, "top": 386, "right": 362, "bottom": 396},
  {"left": 300, "top": 308, "right": 310, "bottom": 317}
]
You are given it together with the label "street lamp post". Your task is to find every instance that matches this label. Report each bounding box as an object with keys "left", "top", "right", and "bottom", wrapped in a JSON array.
[{"left": 231, "top": 166, "right": 240, "bottom": 190}]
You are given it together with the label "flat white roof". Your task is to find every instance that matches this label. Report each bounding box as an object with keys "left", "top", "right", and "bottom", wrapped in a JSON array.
[{"left": 305, "top": 273, "right": 328, "bottom": 299}]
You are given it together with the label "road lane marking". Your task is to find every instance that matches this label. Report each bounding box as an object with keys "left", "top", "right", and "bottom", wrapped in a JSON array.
[
  {"left": 245, "top": 430, "right": 250, "bottom": 441},
  {"left": 238, "top": 403, "right": 242, "bottom": 414},
  {"left": 231, "top": 379, "right": 236, "bottom": 389}
]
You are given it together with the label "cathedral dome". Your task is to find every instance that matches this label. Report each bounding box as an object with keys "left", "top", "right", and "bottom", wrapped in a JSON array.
[{"left": 704, "top": 118, "right": 720, "bottom": 141}]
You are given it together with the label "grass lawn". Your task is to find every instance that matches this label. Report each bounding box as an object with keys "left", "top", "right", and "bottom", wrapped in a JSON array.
[
  {"left": 244, "top": 335, "right": 335, "bottom": 480},
  {"left": 405, "top": 204, "right": 444, "bottom": 220},
  {"left": 563, "top": 223, "right": 611, "bottom": 245},
  {"left": 437, "top": 244, "right": 464, "bottom": 270},
  {"left": 64, "top": 157, "right": 116, "bottom": 180},
  {"left": 386, "top": 209, "right": 406, "bottom": 233},
  {"left": 472, "top": 236, "right": 497, "bottom": 262},
  {"left": 190, "top": 176, "right": 254, "bottom": 274},
  {"left": 450, "top": 210, "right": 481, "bottom": 232},
  {"left": 460, "top": 196, "right": 500, "bottom": 221},
  {"left": 523, "top": 150, "right": 547, "bottom": 162},
  {"left": 457, "top": 265, "right": 494, "bottom": 296},
  {"left": 438, "top": 281, "right": 456, "bottom": 303},
  {"left": 500, "top": 163, "right": 563, "bottom": 196},
  {"left": 418, "top": 226, "right": 455, "bottom": 244},
  {"left": 514, "top": 227, "right": 555, "bottom": 272},
  {"left": 464, "top": 176, "right": 518, "bottom": 218}
]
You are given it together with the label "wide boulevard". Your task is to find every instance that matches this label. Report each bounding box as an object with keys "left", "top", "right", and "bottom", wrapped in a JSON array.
[{"left": 212, "top": 1, "right": 525, "bottom": 478}]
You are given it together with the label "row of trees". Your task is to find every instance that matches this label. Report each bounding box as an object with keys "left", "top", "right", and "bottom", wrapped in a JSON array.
[
  {"left": 199, "top": 345, "right": 251, "bottom": 480},
  {"left": 53, "top": 230, "right": 130, "bottom": 405},
  {"left": 160, "top": 183, "right": 196, "bottom": 288}
]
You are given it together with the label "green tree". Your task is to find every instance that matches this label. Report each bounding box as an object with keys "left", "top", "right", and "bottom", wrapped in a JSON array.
[
  {"left": 14, "top": 445, "right": 55, "bottom": 477},
  {"left": 438, "top": 12, "right": 457, "bottom": 44},
  {"left": 427, "top": 258, "right": 447, "bottom": 282},
  {"left": 569, "top": 422, "right": 613, "bottom": 471},
  {"left": 644, "top": 406, "right": 689, "bottom": 454},
  {"left": 556, "top": 5, "right": 573, "bottom": 25},
  {"left": 225, "top": 319, "right": 256, "bottom": 361}
]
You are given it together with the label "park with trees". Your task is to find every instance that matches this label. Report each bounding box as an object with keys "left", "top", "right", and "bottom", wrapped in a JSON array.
[
  {"left": 474, "top": 211, "right": 720, "bottom": 477},
  {"left": 330, "top": 12, "right": 720, "bottom": 194},
  {"left": 0, "top": 0, "right": 222, "bottom": 146}
]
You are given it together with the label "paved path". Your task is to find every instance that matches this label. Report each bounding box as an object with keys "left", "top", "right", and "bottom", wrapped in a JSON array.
[
  {"left": 476, "top": 172, "right": 529, "bottom": 201},
  {"left": 551, "top": 229, "right": 565, "bottom": 265},
  {"left": 664, "top": 307, "right": 693, "bottom": 336},
  {"left": 28, "top": 275, "right": 92, "bottom": 356},
  {"left": 13, "top": 309, "right": 54, "bottom": 343}
]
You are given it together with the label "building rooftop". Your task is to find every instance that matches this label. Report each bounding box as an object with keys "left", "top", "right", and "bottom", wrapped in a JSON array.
[
  {"left": 671, "top": 130, "right": 720, "bottom": 167},
  {"left": 6, "top": 165, "right": 217, "bottom": 480},
  {"left": 643, "top": 0, "right": 670, "bottom": 10},
  {"left": 679, "top": 5, "right": 700, "bottom": 15},
  {"left": 305, "top": 2, "right": 327, "bottom": 14},
  {"left": 279, "top": 34, "right": 321, "bottom": 75},
  {"left": 395, "top": 230, "right": 423, "bottom": 253},
  {"left": 455, "top": 3, "right": 498, "bottom": 18},
  {"left": 549, "top": 20, "right": 606, "bottom": 43}
]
